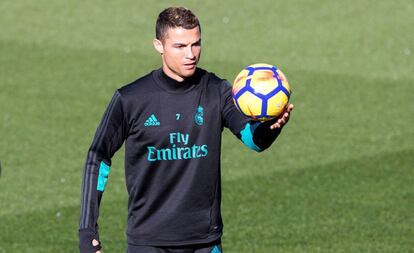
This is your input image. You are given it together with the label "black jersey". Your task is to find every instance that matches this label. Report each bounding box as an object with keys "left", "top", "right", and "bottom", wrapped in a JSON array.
[{"left": 79, "top": 68, "right": 282, "bottom": 252}]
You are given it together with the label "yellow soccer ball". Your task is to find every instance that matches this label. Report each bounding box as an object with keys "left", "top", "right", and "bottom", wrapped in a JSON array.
[{"left": 232, "top": 63, "right": 291, "bottom": 121}]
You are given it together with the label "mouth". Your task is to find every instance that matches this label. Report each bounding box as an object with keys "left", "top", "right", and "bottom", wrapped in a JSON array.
[{"left": 183, "top": 62, "right": 196, "bottom": 69}]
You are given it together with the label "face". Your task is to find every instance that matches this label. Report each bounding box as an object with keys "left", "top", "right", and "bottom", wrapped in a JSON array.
[{"left": 153, "top": 26, "right": 201, "bottom": 82}]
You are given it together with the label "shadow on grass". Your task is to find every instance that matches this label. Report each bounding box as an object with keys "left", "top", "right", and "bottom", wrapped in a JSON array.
[
  {"left": 222, "top": 149, "right": 414, "bottom": 253},
  {"left": 0, "top": 201, "right": 127, "bottom": 253},
  {"left": 0, "top": 149, "right": 412, "bottom": 253}
]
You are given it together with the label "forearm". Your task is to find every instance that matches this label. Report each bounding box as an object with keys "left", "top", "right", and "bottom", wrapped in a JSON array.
[
  {"left": 79, "top": 149, "right": 103, "bottom": 253},
  {"left": 239, "top": 120, "right": 282, "bottom": 152},
  {"left": 252, "top": 120, "right": 282, "bottom": 151},
  {"left": 79, "top": 149, "right": 104, "bottom": 227}
]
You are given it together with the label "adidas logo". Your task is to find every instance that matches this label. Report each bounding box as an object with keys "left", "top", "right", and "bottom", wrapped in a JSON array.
[{"left": 144, "top": 114, "right": 161, "bottom": 127}]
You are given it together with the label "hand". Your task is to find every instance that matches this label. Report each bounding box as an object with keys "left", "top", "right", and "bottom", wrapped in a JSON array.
[
  {"left": 270, "top": 104, "right": 294, "bottom": 130},
  {"left": 92, "top": 239, "right": 102, "bottom": 253}
]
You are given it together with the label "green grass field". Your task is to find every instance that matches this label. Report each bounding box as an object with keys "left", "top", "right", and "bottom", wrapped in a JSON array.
[{"left": 1, "top": 0, "right": 413, "bottom": 252}]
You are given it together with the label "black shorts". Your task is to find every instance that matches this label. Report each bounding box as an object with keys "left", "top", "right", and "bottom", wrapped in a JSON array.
[{"left": 127, "top": 240, "right": 222, "bottom": 253}]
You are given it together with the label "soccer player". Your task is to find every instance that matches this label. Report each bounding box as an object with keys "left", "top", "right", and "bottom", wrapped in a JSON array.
[{"left": 79, "top": 6, "right": 293, "bottom": 253}]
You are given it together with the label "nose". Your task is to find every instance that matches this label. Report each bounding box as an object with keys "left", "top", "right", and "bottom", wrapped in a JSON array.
[{"left": 185, "top": 46, "right": 196, "bottom": 59}]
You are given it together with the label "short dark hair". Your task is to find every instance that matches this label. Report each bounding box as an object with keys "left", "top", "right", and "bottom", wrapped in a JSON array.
[{"left": 156, "top": 7, "right": 201, "bottom": 41}]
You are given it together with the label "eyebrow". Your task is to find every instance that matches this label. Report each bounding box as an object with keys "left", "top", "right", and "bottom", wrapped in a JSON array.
[{"left": 173, "top": 39, "right": 202, "bottom": 47}]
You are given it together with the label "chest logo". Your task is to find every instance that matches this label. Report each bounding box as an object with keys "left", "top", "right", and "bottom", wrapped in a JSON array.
[
  {"left": 194, "top": 106, "right": 204, "bottom": 126},
  {"left": 144, "top": 114, "right": 161, "bottom": 127}
]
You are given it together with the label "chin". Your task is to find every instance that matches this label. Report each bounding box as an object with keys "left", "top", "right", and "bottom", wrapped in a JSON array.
[{"left": 182, "top": 69, "right": 196, "bottom": 78}]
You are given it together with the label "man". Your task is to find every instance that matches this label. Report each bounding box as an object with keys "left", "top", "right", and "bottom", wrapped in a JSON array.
[{"left": 79, "top": 6, "right": 293, "bottom": 253}]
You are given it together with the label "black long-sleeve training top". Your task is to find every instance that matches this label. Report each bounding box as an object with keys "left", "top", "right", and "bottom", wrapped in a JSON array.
[{"left": 79, "top": 68, "right": 282, "bottom": 252}]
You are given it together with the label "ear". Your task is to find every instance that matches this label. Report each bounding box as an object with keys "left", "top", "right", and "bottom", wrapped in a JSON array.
[{"left": 153, "top": 39, "right": 164, "bottom": 54}]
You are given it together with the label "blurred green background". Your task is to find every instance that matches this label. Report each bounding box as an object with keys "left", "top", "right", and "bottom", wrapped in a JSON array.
[{"left": 0, "top": 0, "right": 413, "bottom": 252}]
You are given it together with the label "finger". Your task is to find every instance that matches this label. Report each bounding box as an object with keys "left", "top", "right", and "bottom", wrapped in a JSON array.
[
  {"left": 284, "top": 114, "right": 290, "bottom": 123},
  {"left": 283, "top": 112, "right": 290, "bottom": 122},
  {"left": 286, "top": 104, "right": 294, "bottom": 112},
  {"left": 96, "top": 251, "right": 101, "bottom": 253},
  {"left": 270, "top": 122, "right": 280, "bottom": 130}
]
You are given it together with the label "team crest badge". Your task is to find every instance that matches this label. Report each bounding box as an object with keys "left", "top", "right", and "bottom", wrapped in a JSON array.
[{"left": 195, "top": 106, "right": 204, "bottom": 126}]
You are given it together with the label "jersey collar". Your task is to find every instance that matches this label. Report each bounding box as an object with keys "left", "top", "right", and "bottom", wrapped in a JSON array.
[{"left": 153, "top": 68, "right": 203, "bottom": 93}]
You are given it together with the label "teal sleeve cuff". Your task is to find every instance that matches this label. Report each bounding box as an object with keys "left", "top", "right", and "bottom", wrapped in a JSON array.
[
  {"left": 97, "top": 161, "right": 111, "bottom": 192},
  {"left": 240, "top": 122, "right": 261, "bottom": 152}
]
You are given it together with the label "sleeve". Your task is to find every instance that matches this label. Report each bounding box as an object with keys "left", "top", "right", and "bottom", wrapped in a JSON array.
[
  {"left": 221, "top": 81, "right": 282, "bottom": 152},
  {"left": 79, "top": 90, "right": 128, "bottom": 253}
]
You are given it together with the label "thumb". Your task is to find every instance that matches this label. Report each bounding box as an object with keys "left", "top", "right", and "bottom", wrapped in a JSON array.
[{"left": 92, "top": 239, "right": 101, "bottom": 253}]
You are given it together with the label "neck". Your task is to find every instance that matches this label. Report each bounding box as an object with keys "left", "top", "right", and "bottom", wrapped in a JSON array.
[{"left": 154, "top": 68, "right": 198, "bottom": 93}]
